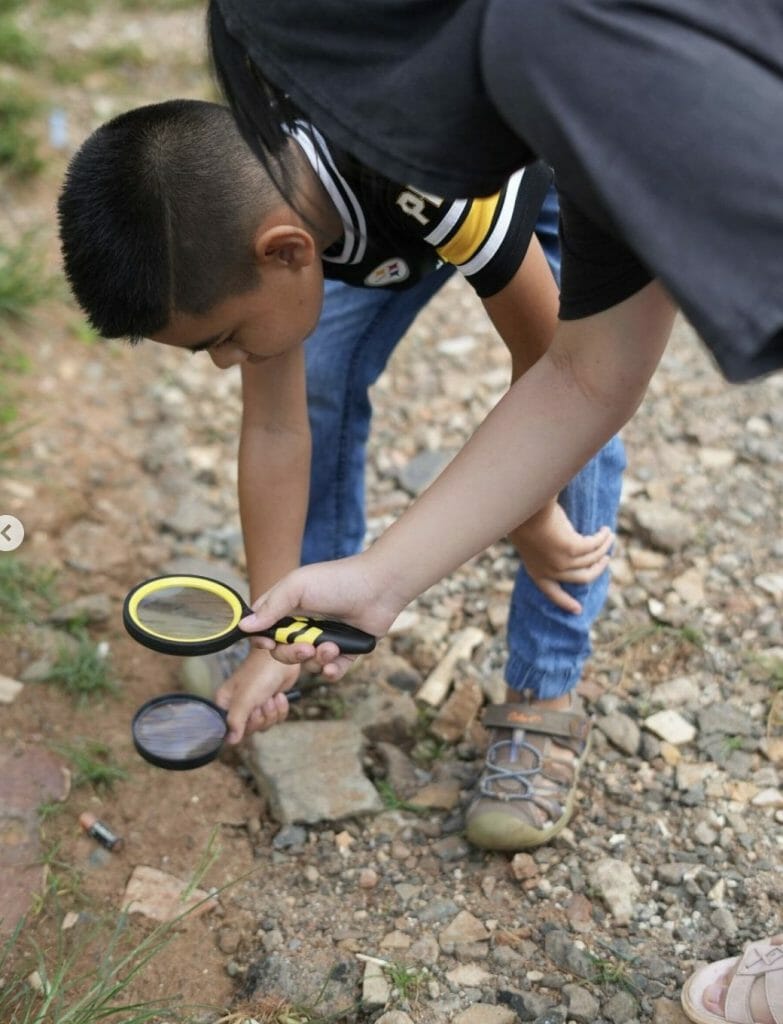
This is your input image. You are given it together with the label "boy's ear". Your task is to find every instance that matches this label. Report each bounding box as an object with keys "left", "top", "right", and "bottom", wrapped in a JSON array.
[{"left": 252, "top": 224, "right": 317, "bottom": 269}]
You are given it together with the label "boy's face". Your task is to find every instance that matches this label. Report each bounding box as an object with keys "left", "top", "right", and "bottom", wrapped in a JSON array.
[{"left": 149, "top": 261, "right": 324, "bottom": 369}]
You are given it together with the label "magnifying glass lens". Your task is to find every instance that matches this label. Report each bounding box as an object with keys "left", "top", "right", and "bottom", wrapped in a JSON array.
[
  {"left": 136, "top": 584, "right": 237, "bottom": 641},
  {"left": 133, "top": 697, "right": 227, "bottom": 763}
]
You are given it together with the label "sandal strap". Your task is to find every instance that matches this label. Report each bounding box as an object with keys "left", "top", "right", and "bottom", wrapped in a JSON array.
[
  {"left": 479, "top": 733, "right": 552, "bottom": 805},
  {"left": 725, "top": 941, "right": 783, "bottom": 1024},
  {"left": 482, "top": 704, "right": 592, "bottom": 755}
]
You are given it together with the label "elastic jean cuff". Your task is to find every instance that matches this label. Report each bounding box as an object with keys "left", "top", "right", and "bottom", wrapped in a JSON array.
[{"left": 504, "top": 654, "right": 584, "bottom": 700}]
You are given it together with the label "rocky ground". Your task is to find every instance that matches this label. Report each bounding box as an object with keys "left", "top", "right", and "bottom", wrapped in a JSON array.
[{"left": 1, "top": 4, "right": 782, "bottom": 1023}]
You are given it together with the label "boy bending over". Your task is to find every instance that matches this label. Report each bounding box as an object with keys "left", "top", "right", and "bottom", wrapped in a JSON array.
[{"left": 58, "top": 99, "right": 623, "bottom": 851}]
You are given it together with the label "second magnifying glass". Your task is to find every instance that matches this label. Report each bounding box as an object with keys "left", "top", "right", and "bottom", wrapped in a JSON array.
[
  {"left": 132, "top": 690, "right": 301, "bottom": 770},
  {"left": 123, "top": 574, "right": 376, "bottom": 658}
]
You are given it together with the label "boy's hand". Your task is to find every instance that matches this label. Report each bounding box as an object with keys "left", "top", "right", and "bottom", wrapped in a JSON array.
[
  {"left": 510, "top": 500, "right": 614, "bottom": 614},
  {"left": 238, "top": 553, "right": 392, "bottom": 682},
  {"left": 214, "top": 647, "right": 300, "bottom": 744}
]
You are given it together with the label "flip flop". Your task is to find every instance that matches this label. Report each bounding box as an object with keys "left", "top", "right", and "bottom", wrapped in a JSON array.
[{"left": 681, "top": 939, "right": 783, "bottom": 1024}]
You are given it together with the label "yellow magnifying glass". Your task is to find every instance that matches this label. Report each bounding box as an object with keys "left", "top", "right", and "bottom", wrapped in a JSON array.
[{"left": 123, "top": 574, "right": 376, "bottom": 657}]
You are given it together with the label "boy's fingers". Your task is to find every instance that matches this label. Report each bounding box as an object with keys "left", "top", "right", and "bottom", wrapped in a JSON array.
[
  {"left": 320, "top": 655, "right": 355, "bottom": 682},
  {"left": 251, "top": 640, "right": 317, "bottom": 664},
  {"left": 555, "top": 556, "right": 611, "bottom": 583},
  {"left": 537, "top": 579, "right": 583, "bottom": 615}
]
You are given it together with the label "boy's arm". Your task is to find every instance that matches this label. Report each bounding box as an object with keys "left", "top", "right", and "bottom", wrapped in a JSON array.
[
  {"left": 240, "top": 280, "right": 676, "bottom": 677},
  {"left": 481, "top": 235, "right": 614, "bottom": 612},
  {"left": 214, "top": 347, "right": 311, "bottom": 741},
  {"left": 238, "top": 348, "right": 311, "bottom": 593}
]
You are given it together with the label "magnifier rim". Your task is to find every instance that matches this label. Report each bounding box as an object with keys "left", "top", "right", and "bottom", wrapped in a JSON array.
[
  {"left": 131, "top": 691, "right": 228, "bottom": 771},
  {"left": 126, "top": 574, "right": 245, "bottom": 645}
]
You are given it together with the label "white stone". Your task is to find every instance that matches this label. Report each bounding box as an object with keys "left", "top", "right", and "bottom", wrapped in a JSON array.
[
  {"left": 0, "top": 674, "right": 23, "bottom": 704},
  {"left": 588, "top": 858, "right": 641, "bottom": 926},
  {"left": 754, "top": 574, "right": 783, "bottom": 598},
  {"left": 362, "top": 961, "right": 391, "bottom": 1008},
  {"left": 446, "top": 964, "right": 493, "bottom": 986},
  {"left": 751, "top": 788, "right": 783, "bottom": 808},
  {"left": 644, "top": 710, "right": 697, "bottom": 745}
]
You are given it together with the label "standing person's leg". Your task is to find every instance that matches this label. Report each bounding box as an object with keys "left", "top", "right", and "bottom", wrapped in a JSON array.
[
  {"left": 466, "top": 182, "right": 628, "bottom": 851},
  {"left": 303, "top": 266, "right": 454, "bottom": 563}
]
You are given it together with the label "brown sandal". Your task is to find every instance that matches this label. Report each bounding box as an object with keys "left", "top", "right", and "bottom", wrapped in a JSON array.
[{"left": 465, "top": 701, "right": 592, "bottom": 851}]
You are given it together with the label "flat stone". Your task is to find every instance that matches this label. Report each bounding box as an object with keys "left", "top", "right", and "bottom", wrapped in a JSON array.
[
  {"left": 453, "top": 1005, "right": 516, "bottom": 1024},
  {"left": 362, "top": 960, "right": 391, "bottom": 1007},
  {"left": 597, "top": 711, "right": 641, "bottom": 756},
  {"left": 122, "top": 865, "right": 217, "bottom": 922},
  {"left": 0, "top": 674, "right": 23, "bottom": 704},
  {"left": 447, "top": 964, "right": 493, "bottom": 986},
  {"left": 632, "top": 500, "right": 694, "bottom": 552},
  {"left": 247, "top": 720, "right": 383, "bottom": 824},
  {"left": 697, "top": 704, "right": 755, "bottom": 737},
  {"left": 588, "top": 858, "right": 640, "bottom": 926},
  {"left": 644, "top": 709, "right": 696, "bottom": 745},
  {"left": 0, "top": 747, "right": 70, "bottom": 935},
  {"left": 439, "top": 910, "right": 490, "bottom": 950},
  {"left": 564, "top": 983, "right": 600, "bottom": 1024}
]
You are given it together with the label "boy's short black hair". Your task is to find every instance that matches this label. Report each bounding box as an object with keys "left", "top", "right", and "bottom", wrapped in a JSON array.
[{"left": 58, "top": 99, "right": 288, "bottom": 341}]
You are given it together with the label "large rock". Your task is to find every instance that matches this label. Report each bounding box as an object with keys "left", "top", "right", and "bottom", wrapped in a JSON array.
[{"left": 246, "top": 720, "right": 383, "bottom": 824}]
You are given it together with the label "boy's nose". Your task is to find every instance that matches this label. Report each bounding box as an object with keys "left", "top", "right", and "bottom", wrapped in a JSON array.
[{"left": 208, "top": 344, "right": 245, "bottom": 370}]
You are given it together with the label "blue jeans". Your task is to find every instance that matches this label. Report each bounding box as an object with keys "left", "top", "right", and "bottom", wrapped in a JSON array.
[{"left": 303, "top": 186, "right": 626, "bottom": 699}]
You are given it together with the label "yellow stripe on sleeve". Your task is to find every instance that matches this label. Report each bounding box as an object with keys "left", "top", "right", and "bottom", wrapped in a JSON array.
[{"left": 436, "top": 192, "right": 500, "bottom": 266}]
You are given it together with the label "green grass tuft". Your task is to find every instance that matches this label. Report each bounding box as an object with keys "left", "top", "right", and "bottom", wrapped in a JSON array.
[
  {"left": 0, "top": 557, "right": 57, "bottom": 628},
  {"left": 52, "top": 41, "right": 148, "bottom": 84},
  {"left": 53, "top": 739, "right": 127, "bottom": 791},
  {"left": 0, "top": 88, "right": 42, "bottom": 177},
  {"left": 0, "top": 15, "right": 40, "bottom": 67},
  {"left": 0, "top": 236, "right": 53, "bottom": 320},
  {"left": 43, "top": 632, "right": 117, "bottom": 704}
]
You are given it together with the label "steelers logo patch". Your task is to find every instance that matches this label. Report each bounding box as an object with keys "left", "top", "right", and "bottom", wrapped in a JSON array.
[{"left": 364, "top": 258, "right": 410, "bottom": 286}]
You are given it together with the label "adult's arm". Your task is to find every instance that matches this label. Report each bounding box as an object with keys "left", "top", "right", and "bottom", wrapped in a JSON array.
[
  {"left": 241, "top": 280, "right": 676, "bottom": 677},
  {"left": 482, "top": 235, "right": 615, "bottom": 612}
]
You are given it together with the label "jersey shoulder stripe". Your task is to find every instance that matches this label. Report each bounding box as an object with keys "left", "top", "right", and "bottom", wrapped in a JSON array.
[{"left": 435, "top": 190, "right": 502, "bottom": 268}]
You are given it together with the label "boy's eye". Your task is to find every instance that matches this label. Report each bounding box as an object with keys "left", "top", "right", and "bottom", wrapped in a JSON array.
[{"left": 212, "top": 334, "right": 233, "bottom": 350}]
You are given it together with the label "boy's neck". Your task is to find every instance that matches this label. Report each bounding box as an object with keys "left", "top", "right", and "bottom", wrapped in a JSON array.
[{"left": 289, "top": 140, "right": 344, "bottom": 253}]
